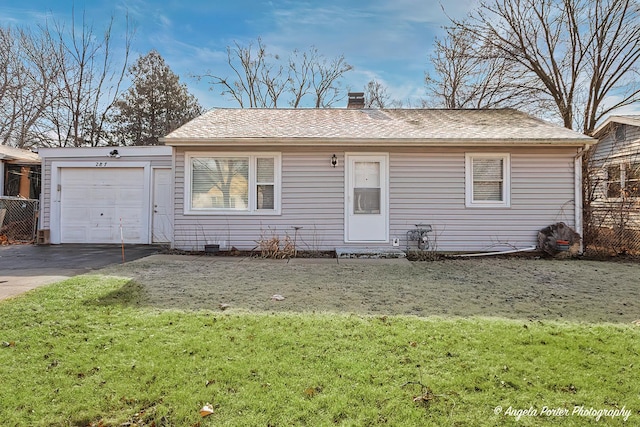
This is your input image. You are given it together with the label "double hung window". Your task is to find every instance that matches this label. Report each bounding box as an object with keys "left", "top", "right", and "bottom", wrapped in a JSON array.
[
  {"left": 465, "top": 153, "right": 511, "bottom": 208},
  {"left": 187, "top": 153, "right": 280, "bottom": 214}
]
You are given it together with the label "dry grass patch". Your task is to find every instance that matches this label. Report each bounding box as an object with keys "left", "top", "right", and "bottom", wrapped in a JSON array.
[{"left": 99, "top": 255, "right": 640, "bottom": 323}]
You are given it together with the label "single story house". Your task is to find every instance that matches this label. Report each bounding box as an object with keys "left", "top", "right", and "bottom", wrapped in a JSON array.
[
  {"left": 160, "top": 106, "right": 593, "bottom": 253},
  {"left": 38, "top": 106, "right": 594, "bottom": 253},
  {"left": 589, "top": 115, "right": 640, "bottom": 230}
]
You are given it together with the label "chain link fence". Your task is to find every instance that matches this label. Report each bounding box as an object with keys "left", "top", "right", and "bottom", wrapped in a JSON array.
[
  {"left": 0, "top": 196, "right": 39, "bottom": 243},
  {"left": 584, "top": 201, "right": 640, "bottom": 257},
  {"left": 583, "top": 143, "right": 640, "bottom": 257}
]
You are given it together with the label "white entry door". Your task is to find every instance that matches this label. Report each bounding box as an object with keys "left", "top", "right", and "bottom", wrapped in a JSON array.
[
  {"left": 345, "top": 154, "right": 388, "bottom": 242},
  {"left": 152, "top": 168, "right": 172, "bottom": 243}
]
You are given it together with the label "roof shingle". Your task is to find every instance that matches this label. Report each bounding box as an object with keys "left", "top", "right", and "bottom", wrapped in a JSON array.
[{"left": 163, "top": 108, "right": 592, "bottom": 144}]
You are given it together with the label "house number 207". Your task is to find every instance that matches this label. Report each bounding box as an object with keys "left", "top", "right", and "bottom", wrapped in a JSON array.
[{"left": 95, "top": 162, "right": 108, "bottom": 167}]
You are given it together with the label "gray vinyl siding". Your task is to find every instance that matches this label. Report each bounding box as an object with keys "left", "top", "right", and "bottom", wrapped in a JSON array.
[
  {"left": 389, "top": 149, "right": 576, "bottom": 252},
  {"left": 592, "top": 124, "right": 640, "bottom": 166},
  {"left": 39, "top": 154, "right": 172, "bottom": 232},
  {"left": 174, "top": 149, "right": 344, "bottom": 251},
  {"left": 174, "top": 146, "right": 579, "bottom": 252},
  {"left": 590, "top": 124, "right": 640, "bottom": 230}
]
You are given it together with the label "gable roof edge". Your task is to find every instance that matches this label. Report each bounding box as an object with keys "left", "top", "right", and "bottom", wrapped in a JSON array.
[{"left": 592, "top": 115, "right": 640, "bottom": 138}]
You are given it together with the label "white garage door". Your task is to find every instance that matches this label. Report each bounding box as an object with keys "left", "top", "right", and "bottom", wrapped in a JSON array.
[{"left": 60, "top": 168, "right": 147, "bottom": 243}]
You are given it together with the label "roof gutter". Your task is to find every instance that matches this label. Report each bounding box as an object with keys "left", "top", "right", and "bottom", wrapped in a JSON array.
[{"left": 161, "top": 137, "right": 595, "bottom": 147}]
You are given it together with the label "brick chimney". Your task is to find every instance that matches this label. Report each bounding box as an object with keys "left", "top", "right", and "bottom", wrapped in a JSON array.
[{"left": 347, "top": 92, "right": 365, "bottom": 109}]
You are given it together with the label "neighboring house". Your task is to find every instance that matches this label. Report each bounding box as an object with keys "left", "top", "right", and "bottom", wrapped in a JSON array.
[
  {"left": 0, "top": 145, "right": 41, "bottom": 241},
  {"left": 0, "top": 145, "right": 41, "bottom": 199},
  {"left": 590, "top": 115, "right": 640, "bottom": 230},
  {"left": 38, "top": 146, "right": 173, "bottom": 244},
  {"left": 158, "top": 105, "right": 593, "bottom": 253}
]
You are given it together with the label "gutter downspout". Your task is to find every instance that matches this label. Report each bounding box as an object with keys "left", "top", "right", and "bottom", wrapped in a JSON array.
[
  {"left": 574, "top": 145, "right": 590, "bottom": 254},
  {"left": 448, "top": 246, "right": 537, "bottom": 258},
  {"left": 0, "top": 157, "right": 4, "bottom": 196}
]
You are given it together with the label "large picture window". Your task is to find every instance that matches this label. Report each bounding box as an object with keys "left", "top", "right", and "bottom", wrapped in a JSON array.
[
  {"left": 465, "top": 153, "right": 511, "bottom": 208},
  {"left": 186, "top": 153, "right": 280, "bottom": 214}
]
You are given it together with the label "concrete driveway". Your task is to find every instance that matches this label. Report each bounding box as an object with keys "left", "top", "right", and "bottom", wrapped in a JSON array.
[{"left": 0, "top": 244, "right": 160, "bottom": 301}]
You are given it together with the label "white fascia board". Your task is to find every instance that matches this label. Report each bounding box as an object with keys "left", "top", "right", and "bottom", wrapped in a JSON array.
[{"left": 39, "top": 146, "right": 172, "bottom": 158}]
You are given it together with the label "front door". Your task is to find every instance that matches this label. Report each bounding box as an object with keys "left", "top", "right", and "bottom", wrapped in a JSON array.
[
  {"left": 345, "top": 154, "right": 388, "bottom": 242},
  {"left": 152, "top": 168, "right": 172, "bottom": 243}
]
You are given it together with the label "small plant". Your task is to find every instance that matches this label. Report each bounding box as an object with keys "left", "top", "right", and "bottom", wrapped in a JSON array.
[
  {"left": 402, "top": 366, "right": 456, "bottom": 418},
  {"left": 255, "top": 228, "right": 296, "bottom": 259}
]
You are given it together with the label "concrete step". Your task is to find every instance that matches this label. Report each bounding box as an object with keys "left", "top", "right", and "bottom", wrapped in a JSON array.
[{"left": 335, "top": 247, "right": 407, "bottom": 259}]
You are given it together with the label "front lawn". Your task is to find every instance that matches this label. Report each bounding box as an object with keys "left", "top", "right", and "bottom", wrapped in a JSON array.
[{"left": 0, "top": 274, "right": 638, "bottom": 426}]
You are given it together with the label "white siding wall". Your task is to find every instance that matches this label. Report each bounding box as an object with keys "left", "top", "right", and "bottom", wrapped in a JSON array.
[{"left": 174, "top": 146, "right": 579, "bottom": 252}]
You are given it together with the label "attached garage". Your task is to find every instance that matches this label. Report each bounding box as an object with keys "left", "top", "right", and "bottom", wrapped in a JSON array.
[
  {"left": 39, "top": 147, "right": 173, "bottom": 245},
  {"left": 59, "top": 167, "right": 146, "bottom": 243}
]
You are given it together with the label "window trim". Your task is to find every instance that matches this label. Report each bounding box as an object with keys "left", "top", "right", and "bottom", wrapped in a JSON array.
[
  {"left": 184, "top": 152, "right": 281, "bottom": 215},
  {"left": 465, "top": 153, "right": 511, "bottom": 208}
]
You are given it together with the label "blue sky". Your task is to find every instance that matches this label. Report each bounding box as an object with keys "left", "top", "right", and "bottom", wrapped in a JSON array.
[{"left": 0, "top": 0, "right": 478, "bottom": 109}]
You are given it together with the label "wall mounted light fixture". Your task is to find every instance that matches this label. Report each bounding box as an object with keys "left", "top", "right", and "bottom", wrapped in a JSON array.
[
  {"left": 331, "top": 154, "right": 337, "bottom": 168},
  {"left": 108, "top": 149, "right": 121, "bottom": 158}
]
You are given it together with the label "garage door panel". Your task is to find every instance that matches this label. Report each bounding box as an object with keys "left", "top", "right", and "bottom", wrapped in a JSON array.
[{"left": 60, "top": 168, "right": 147, "bottom": 244}]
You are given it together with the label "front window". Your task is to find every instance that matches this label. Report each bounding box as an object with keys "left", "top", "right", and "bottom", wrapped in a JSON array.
[
  {"left": 187, "top": 153, "right": 280, "bottom": 214},
  {"left": 465, "top": 153, "right": 511, "bottom": 208}
]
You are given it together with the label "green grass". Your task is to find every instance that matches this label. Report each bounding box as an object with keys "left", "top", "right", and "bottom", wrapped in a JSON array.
[{"left": 0, "top": 275, "right": 638, "bottom": 426}]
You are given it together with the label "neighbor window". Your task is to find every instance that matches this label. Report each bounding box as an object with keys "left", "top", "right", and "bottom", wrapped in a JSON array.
[
  {"left": 607, "top": 163, "right": 640, "bottom": 198},
  {"left": 465, "top": 153, "right": 511, "bottom": 207},
  {"left": 186, "top": 153, "right": 280, "bottom": 214},
  {"left": 615, "top": 125, "right": 626, "bottom": 142},
  {"left": 606, "top": 165, "right": 622, "bottom": 198},
  {"left": 624, "top": 163, "right": 640, "bottom": 198}
]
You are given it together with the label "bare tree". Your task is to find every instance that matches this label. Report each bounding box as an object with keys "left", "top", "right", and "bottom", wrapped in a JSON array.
[
  {"left": 309, "top": 52, "right": 352, "bottom": 108},
  {"left": 425, "top": 25, "right": 537, "bottom": 110},
  {"left": 0, "top": 26, "right": 60, "bottom": 148},
  {"left": 203, "top": 38, "right": 281, "bottom": 108},
  {"left": 363, "top": 79, "right": 390, "bottom": 108},
  {"left": 446, "top": 0, "right": 640, "bottom": 133},
  {"left": 583, "top": 0, "right": 640, "bottom": 134},
  {"left": 200, "top": 39, "right": 352, "bottom": 108},
  {"left": 44, "top": 9, "right": 132, "bottom": 146}
]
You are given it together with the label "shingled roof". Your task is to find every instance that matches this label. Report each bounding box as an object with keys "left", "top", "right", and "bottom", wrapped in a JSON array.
[
  {"left": 162, "top": 108, "right": 593, "bottom": 146},
  {"left": 0, "top": 145, "right": 40, "bottom": 163}
]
